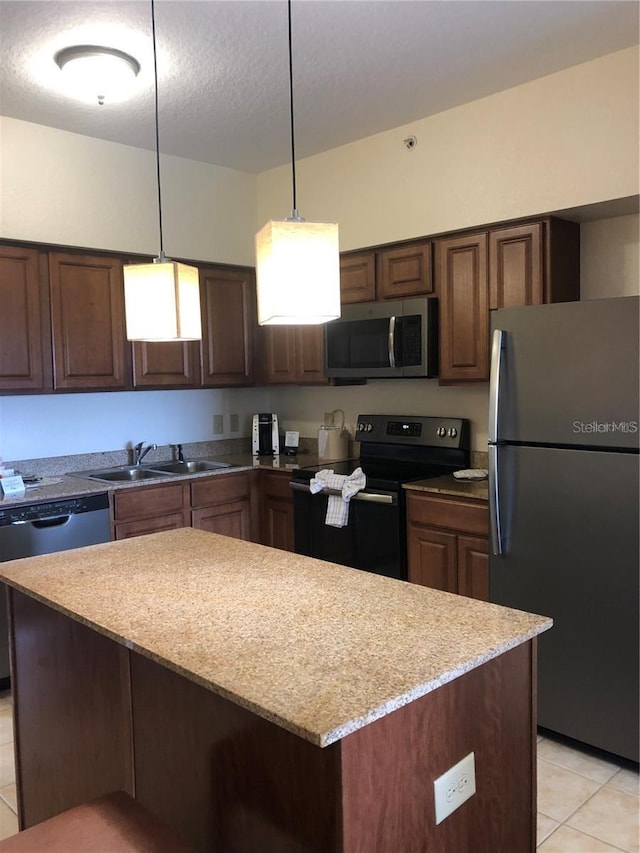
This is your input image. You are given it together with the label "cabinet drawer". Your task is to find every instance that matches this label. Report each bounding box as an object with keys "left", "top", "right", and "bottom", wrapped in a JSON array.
[
  {"left": 260, "top": 470, "right": 293, "bottom": 500},
  {"left": 191, "top": 472, "right": 251, "bottom": 508},
  {"left": 406, "top": 493, "right": 488, "bottom": 536},
  {"left": 113, "top": 483, "right": 188, "bottom": 522},
  {"left": 114, "top": 512, "right": 187, "bottom": 540}
]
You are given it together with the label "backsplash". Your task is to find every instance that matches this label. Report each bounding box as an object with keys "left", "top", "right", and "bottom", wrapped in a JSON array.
[{"left": 8, "top": 441, "right": 486, "bottom": 479}]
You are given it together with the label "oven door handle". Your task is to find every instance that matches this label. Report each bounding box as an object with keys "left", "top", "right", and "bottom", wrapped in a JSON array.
[{"left": 289, "top": 482, "right": 397, "bottom": 505}]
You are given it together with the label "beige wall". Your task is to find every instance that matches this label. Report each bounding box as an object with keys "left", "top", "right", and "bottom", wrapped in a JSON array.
[
  {"left": 1, "top": 47, "right": 638, "bottom": 460},
  {"left": 256, "top": 47, "right": 639, "bottom": 250},
  {"left": 0, "top": 117, "right": 257, "bottom": 266},
  {"left": 581, "top": 215, "right": 640, "bottom": 299}
]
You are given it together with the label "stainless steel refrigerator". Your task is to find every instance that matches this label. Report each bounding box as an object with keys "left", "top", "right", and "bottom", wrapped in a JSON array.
[{"left": 488, "top": 296, "right": 639, "bottom": 762}]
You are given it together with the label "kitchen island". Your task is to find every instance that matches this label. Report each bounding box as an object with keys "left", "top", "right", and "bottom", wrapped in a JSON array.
[{"left": 0, "top": 528, "right": 550, "bottom": 852}]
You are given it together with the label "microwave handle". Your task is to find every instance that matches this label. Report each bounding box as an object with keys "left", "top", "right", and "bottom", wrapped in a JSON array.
[{"left": 388, "top": 316, "right": 396, "bottom": 368}]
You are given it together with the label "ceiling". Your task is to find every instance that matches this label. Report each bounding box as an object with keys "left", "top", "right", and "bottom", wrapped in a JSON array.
[{"left": 0, "top": 1, "right": 638, "bottom": 174}]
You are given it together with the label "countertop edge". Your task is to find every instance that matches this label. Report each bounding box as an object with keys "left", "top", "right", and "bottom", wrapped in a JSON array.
[{"left": 2, "top": 570, "right": 552, "bottom": 748}]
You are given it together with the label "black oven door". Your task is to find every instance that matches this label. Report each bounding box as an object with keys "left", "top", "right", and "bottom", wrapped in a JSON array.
[{"left": 291, "top": 484, "right": 405, "bottom": 580}]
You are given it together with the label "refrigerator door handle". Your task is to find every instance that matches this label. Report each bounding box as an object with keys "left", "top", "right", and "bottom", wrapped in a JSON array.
[
  {"left": 488, "top": 329, "right": 506, "bottom": 443},
  {"left": 489, "top": 445, "right": 503, "bottom": 555}
]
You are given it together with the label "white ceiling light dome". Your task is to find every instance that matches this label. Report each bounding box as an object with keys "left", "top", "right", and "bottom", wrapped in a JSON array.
[{"left": 54, "top": 44, "right": 140, "bottom": 105}]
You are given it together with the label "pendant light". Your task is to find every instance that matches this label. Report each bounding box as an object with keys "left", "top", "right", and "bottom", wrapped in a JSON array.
[
  {"left": 255, "top": 0, "right": 340, "bottom": 326},
  {"left": 123, "top": 0, "right": 202, "bottom": 342}
]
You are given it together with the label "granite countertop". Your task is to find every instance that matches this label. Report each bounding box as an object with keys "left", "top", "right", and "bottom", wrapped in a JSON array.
[
  {"left": 404, "top": 474, "right": 489, "bottom": 501},
  {"left": 0, "top": 528, "right": 551, "bottom": 747},
  {"left": 0, "top": 453, "right": 320, "bottom": 511}
]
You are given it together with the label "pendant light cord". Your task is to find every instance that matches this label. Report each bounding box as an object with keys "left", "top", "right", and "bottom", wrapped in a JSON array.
[
  {"left": 287, "top": 0, "right": 300, "bottom": 220},
  {"left": 151, "top": 0, "right": 165, "bottom": 259}
]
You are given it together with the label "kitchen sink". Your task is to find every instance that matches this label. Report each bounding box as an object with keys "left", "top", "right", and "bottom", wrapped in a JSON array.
[
  {"left": 74, "top": 466, "right": 175, "bottom": 483},
  {"left": 73, "top": 459, "right": 233, "bottom": 482},
  {"left": 148, "top": 460, "right": 232, "bottom": 474}
]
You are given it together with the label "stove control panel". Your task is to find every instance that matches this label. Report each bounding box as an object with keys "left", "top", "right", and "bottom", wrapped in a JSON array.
[{"left": 355, "top": 415, "right": 469, "bottom": 450}]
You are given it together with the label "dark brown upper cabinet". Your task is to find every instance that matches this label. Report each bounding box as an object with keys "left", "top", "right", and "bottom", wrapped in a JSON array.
[
  {"left": 132, "top": 341, "right": 201, "bottom": 389},
  {"left": 436, "top": 232, "right": 489, "bottom": 384},
  {"left": 378, "top": 241, "right": 433, "bottom": 299},
  {"left": 263, "top": 325, "right": 328, "bottom": 385},
  {"left": 49, "top": 252, "right": 130, "bottom": 390},
  {"left": 0, "top": 245, "right": 51, "bottom": 392},
  {"left": 339, "top": 252, "right": 376, "bottom": 303},
  {"left": 199, "top": 266, "right": 256, "bottom": 387}
]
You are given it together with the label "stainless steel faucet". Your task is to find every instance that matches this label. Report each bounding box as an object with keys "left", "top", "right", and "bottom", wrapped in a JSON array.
[{"left": 133, "top": 442, "right": 157, "bottom": 466}]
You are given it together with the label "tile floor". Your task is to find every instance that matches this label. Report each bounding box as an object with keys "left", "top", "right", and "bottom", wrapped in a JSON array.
[{"left": 0, "top": 690, "right": 635, "bottom": 850}]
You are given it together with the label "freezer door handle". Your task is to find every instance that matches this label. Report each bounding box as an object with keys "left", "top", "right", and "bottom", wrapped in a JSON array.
[
  {"left": 488, "top": 329, "right": 505, "bottom": 443},
  {"left": 489, "top": 445, "right": 503, "bottom": 555}
]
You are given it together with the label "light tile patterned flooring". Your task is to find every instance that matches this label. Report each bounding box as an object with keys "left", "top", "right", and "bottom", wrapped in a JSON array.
[{"left": 0, "top": 689, "right": 635, "bottom": 850}]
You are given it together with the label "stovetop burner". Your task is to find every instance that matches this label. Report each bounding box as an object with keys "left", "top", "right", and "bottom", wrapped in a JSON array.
[{"left": 293, "top": 414, "right": 470, "bottom": 491}]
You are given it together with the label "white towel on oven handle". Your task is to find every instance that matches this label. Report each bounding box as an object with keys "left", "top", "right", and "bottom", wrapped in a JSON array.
[{"left": 309, "top": 467, "right": 366, "bottom": 528}]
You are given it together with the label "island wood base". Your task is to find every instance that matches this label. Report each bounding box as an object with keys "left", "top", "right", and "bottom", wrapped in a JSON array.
[{"left": 9, "top": 589, "right": 537, "bottom": 852}]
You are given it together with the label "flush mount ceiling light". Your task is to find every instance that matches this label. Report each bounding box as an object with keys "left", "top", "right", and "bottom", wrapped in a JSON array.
[
  {"left": 54, "top": 45, "right": 140, "bottom": 106},
  {"left": 255, "top": 0, "right": 340, "bottom": 326},
  {"left": 123, "top": 1, "right": 201, "bottom": 342}
]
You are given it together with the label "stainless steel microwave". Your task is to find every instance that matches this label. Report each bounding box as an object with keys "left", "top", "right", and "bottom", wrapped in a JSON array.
[{"left": 324, "top": 296, "right": 438, "bottom": 379}]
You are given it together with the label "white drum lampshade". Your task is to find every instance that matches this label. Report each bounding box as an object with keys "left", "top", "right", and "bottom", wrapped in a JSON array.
[
  {"left": 255, "top": 218, "right": 340, "bottom": 325},
  {"left": 124, "top": 259, "right": 202, "bottom": 341}
]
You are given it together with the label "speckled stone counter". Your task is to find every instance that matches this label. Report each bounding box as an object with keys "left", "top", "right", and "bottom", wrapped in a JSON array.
[
  {"left": 1, "top": 527, "right": 548, "bottom": 747},
  {"left": 3, "top": 527, "right": 551, "bottom": 850},
  {"left": 0, "top": 452, "right": 320, "bottom": 510},
  {"left": 404, "top": 474, "right": 489, "bottom": 501}
]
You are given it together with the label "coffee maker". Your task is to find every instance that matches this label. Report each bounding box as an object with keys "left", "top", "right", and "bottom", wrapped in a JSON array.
[{"left": 252, "top": 413, "right": 279, "bottom": 456}]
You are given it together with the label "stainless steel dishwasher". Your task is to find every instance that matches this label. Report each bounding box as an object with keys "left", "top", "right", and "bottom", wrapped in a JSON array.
[{"left": 0, "top": 493, "right": 111, "bottom": 685}]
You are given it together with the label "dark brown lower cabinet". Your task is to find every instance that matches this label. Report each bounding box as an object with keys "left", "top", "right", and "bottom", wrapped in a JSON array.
[
  {"left": 10, "top": 590, "right": 537, "bottom": 853},
  {"left": 191, "top": 471, "right": 259, "bottom": 541},
  {"left": 406, "top": 491, "right": 489, "bottom": 600},
  {"left": 259, "top": 470, "right": 294, "bottom": 551},
  {"left": 112, "top": 482, "right": 189, "bottom": 540}
]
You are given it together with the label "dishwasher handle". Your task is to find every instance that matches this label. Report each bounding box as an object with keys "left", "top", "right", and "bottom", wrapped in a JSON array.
[{"left": 12, "top": 514, "right": 73, "bottom": 529}]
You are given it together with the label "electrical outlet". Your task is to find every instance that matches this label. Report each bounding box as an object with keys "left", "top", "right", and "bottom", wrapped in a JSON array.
[
  {"left": 229, "top": 413, "right": 239, "bottom": 432},
  {"left": 213, "top": 414, "right": 223, "bottom": 435},
  {"left": 433, "top": 752, "right": 476, "bottom": 825}
]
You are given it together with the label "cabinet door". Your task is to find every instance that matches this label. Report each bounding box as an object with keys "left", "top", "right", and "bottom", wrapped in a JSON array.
[
  {"left": 132, "top": 341, "right": 200, "bottom": 388},
  {"left": 340, "top": 252, "right": 376, "bottom": 303},
  {"left": 112, "top": 482, "right": 189, "bottom": 540},
  {"left": 296, "top": 326, "right": 328, "bottom": 384},
  {"left": 264, "top": 327, "right": 298, "bottom": 384},
  {"left": 378, "top": 242, "right": 433, "bottom": 299},
  {"left": 200, "top": 267, "right": 256, "bottom": 387},
  {"left": 192, "top": 501, "right": 251, "bottom": 540},
  {"left": 407, "top": 524, "right": 457, "bottom": 593},
  {"left": 112, "top": 482, "right": 189, "bottom": 523},
  {"left": 457, "top": 535, "right": 489, "bottom": 601},
  {"left": 489, "top": 223, "right": 543, "bottom": 310},
  {"left": 436, "top": 233, "right": 489, "bottom": 383},
  {"left": 264, "top": 326, "right": 327, "bottom": 385},
  {"left": 49, "top": 252, "right": 129, "bottom": 390},
  {"left": 260, "top": 471, "right": 294, "bottom": 551},
  {"left": 0, "top": 245, "right": 50, "bottom": 391}
]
